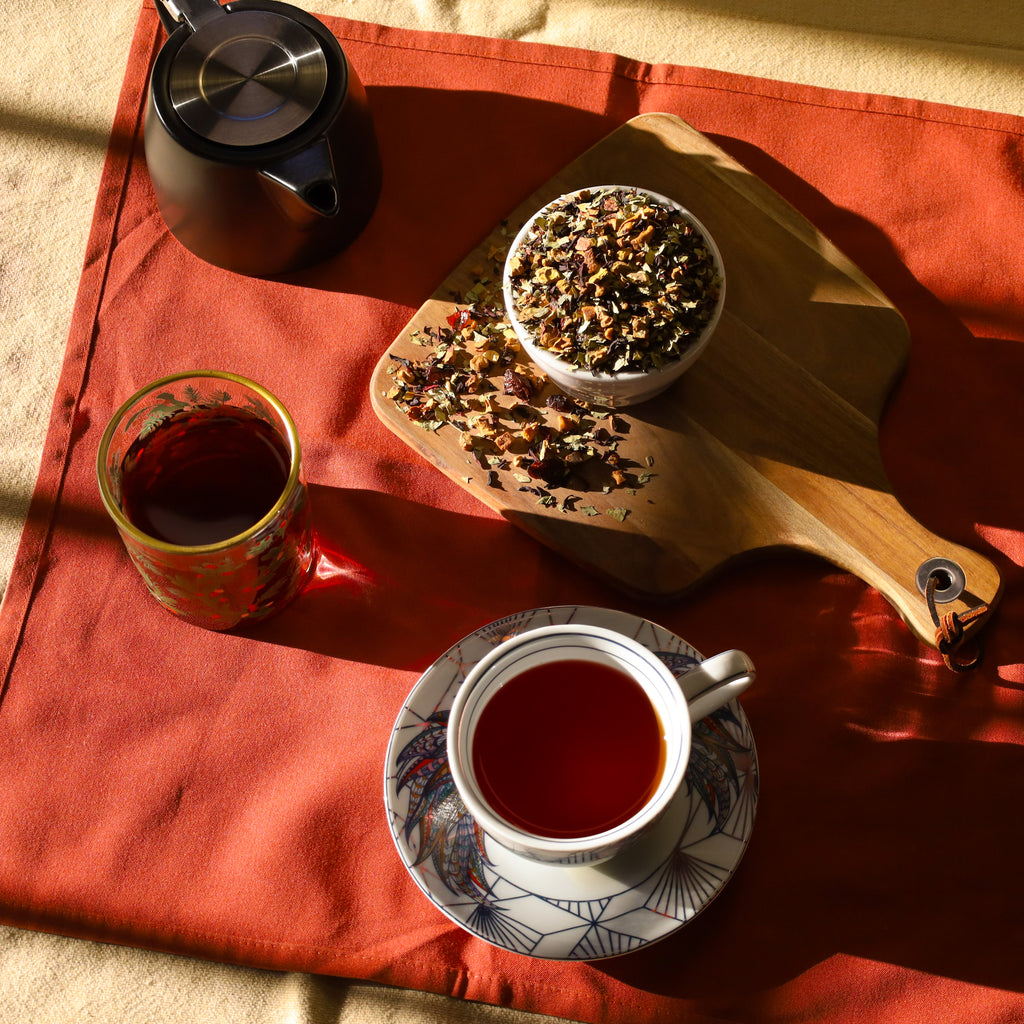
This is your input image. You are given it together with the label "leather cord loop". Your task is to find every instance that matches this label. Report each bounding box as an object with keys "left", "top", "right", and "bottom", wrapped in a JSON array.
[{"left": 925, "top": 571, "right": 990, "bottom": 672}]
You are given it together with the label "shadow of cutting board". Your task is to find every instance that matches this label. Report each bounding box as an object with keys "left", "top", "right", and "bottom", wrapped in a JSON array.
[{"left": 370, "top": 112, "right": 1001, "bottom": 649}]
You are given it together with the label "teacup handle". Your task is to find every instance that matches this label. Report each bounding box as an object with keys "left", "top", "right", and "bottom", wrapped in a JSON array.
[{"left": 676, "top": 649, "right": 755, "bottom": 721}]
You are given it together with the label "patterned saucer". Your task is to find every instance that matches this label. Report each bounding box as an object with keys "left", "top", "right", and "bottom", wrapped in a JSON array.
[{"left": 383, "top": 605, "right": 759, "bottom": 961}]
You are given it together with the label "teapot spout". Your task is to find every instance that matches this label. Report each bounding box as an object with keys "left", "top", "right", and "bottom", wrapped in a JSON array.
[{"left": 260, "top": 138, "right": 341, "bottom": 220}]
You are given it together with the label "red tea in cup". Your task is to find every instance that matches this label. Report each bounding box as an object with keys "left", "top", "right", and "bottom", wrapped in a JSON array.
[
  {"left": 97, "top": 372, "right": 317, "bottom": 630},
  {"left": 447, "top": 624, "right": 754, "bottom": 865},
  {"left": 119, "top": 404, "right": 290, "bottom": 546},
  {"left": 471, "top": 658, "right": 665, "bottom": 839}
]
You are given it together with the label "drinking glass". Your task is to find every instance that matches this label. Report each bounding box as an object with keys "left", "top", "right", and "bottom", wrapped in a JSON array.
[{"left": 96, "top": 370, "right": 317, "bottom": 630}]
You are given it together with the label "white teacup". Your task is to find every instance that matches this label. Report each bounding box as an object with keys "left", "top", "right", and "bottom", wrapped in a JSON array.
[{"left": 447, "top": 624, "right": 754, "bottom": 865}]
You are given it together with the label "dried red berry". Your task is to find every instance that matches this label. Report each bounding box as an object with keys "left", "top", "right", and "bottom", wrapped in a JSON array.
[
  {"left": 503, "top": 369, "right": 534, "bottom": 401},
  {"left": 527, "top": 457, "right": 566, "bottom": 485},
  {"left": 545, "top": 394, "right": 583, "bottom": 415}
]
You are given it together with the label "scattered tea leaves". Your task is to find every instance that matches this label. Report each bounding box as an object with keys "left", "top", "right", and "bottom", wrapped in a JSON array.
[{"left": 384, "top": 233, "right": 659, "bottom": 518}]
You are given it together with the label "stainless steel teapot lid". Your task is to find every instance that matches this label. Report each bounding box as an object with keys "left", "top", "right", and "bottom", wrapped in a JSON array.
[{"left": 167, "top": 5, "right": 329, "bottom": 147}]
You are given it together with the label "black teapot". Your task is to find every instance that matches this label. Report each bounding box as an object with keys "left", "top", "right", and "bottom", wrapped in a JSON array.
[{"left": 145, "top": 0, "right": 381, "bottom": 276}]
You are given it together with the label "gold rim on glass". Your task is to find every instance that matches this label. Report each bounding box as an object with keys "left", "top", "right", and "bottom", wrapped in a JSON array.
[{"left": 96, "top": 370, "right": 303, "bottom": 555}]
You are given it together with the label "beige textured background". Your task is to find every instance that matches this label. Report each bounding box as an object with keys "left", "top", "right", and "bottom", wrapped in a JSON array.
[{"left": 2, "top": 2, "right": 1022, "bottom": 1021}]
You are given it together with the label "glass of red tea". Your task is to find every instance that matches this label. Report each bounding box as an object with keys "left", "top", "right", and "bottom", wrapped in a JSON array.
[
  {"left": 96, "top": 371, "right": 318, "bottom": 630},
  {"left": 447, "top": 624, "right": 754, "bottom": 865}
]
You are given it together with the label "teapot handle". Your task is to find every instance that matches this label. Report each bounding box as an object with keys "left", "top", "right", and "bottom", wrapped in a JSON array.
[{"left": 156, "top": 0, "right": 225, "bottom": 34}]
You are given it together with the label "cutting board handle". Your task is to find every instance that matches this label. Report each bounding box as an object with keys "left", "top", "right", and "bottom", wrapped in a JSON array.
[{"left": 795, "top": 485, "right": 1001, "bottom": 661}]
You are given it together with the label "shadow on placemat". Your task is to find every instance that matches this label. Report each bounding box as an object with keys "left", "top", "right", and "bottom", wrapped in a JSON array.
[
  {"left": 279, "top": 86, "right": 612, "bottom": 305},
  {"left": 597, "top": 717, "right": 1024, "bottom": 996},
  {"left": 233, "top": 485, "right": 616, "bottom": 669}
]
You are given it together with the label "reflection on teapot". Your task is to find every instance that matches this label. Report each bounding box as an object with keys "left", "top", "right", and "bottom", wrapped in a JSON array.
[{"left": 145, "top": 0, "right": 381, "bottom": 277}]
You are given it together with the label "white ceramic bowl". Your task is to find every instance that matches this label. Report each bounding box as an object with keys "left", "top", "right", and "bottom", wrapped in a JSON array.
[{"left": 502, "top": 185, "right": 725, "bottom": 408}]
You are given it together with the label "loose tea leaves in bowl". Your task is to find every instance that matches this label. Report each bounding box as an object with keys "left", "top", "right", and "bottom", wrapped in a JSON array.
[{"left": 504, "top": 186, "right": 724, "bottom": 376}]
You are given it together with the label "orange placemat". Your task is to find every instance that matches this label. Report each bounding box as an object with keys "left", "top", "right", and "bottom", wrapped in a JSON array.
[{"left": 1, "top": 4, "right": 1023, "bottom": 1022}]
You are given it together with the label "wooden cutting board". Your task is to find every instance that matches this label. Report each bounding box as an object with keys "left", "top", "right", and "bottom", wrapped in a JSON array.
[{"left": 369, "top": 113, "right": 1001, "bottom": 650}]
